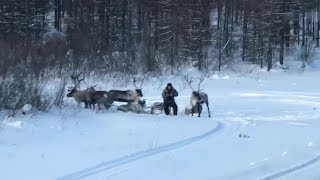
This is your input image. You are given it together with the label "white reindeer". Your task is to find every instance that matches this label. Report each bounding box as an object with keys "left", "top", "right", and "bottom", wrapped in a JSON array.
[
  {"left": 105, "top": 78, "right": 144, "bottom": 108},
  {"left": 184, "top": 76, "right": 211, "bottom": 117}
]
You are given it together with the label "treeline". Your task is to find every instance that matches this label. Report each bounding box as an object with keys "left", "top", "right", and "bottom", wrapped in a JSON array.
[
  {"left": 0, "top": 0, "right": 319, "bottom": 110},
  {"left": 1, "top": 0, "right": 319, "bottom": 76}
]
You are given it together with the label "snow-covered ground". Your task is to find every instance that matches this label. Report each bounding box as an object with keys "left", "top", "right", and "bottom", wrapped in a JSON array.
[{"left": 1, "top": 68, "right": 320, "bottom": 180}]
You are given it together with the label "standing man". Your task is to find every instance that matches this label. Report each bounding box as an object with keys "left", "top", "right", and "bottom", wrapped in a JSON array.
[{"left": 162, "top": 83, "right": 178, "bottom": 115}]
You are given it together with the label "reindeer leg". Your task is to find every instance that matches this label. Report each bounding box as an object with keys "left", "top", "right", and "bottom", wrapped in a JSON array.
[
  {"left": 104, "top": 99, "right": 111, "bottom": 110},
  {"left": 104, "top": 103, "right": 110, "bottom": 110},
  {"left": 104, "top": 98, "right": 114, "bottom": 110},
  {"left": 206, "top": 101, "right": 211, "bottom": 117},
  {"left": 197, "top": 103, "right": 201, "bottom": 117}
]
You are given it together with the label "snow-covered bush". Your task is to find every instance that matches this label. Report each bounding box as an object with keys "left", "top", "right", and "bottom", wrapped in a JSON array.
[{"left": 0, "top": 66, "right": 51, "bottom": 111}]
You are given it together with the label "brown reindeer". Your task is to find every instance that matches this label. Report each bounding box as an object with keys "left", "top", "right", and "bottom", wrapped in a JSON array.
[
  {"left": 184, "top": 75, "right": 211, "bottom": 117},
  {"left": 86, "top": 86, "right": 109, "bottom": 110},
  {"left": 66, "top": 73, "right": 90, "bottom": 108}
]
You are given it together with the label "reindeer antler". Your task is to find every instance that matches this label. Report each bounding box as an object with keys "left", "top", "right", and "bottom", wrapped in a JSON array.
[
  {"left": 67, "top": 86, "right": 73, "bottom": 92},
  {"left": 71, "top": 72, "right": 83, "bottom": 80},
  {"left": 184, "top": 75, "right": 204, "bottom": 92},
  {"left": 184, "top": 75, "right": 195, "bottom": 91},
  {"left": 197, "top": 76, "right": 204, "bottom": 92},
  {"left": 133, "top": 77, "right": 138, "bottom": 89},
  {"left": 139, "top": 78, "right": 144, "bottom": 89},
  {"left": 71, "top": 72, "right": 85, "bottom": 89}
]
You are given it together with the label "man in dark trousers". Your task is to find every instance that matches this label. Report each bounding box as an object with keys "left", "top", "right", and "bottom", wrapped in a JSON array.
[{"left": 162, "top": 83, "right": 179, "bottom": 115}]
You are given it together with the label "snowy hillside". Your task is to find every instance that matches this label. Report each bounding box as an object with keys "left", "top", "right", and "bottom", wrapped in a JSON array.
[{"left": 1, "top": 68, "right": 320, "bottom": 180}]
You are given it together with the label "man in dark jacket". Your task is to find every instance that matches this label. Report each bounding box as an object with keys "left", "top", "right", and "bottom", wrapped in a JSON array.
[{"left": 162, "top": 83, "right": 178, "bottom": 115}]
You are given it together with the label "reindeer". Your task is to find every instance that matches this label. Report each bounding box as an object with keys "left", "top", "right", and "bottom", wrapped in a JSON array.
[
  {"left": 150, "top": 102, "right": 164, "bottom": 114},
  {"left": 86, "top": 86, "right": 109, "bottom": 110},
  {"left": 117, "top": 99, "right": 146, "bottom": 113},
  {"left": 105, "top": 78, "right": 144, "bottom": 108},
  {"left": 184, "top": 75, "right": 211, "bottom": 117},
  {"left": 66, "top": 73, "right": 90, "bottom": 108}
]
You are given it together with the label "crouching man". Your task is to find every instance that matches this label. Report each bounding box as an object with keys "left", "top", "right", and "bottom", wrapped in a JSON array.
[{"left": 162, "top": 83, "right": 178, "bottom": 115}]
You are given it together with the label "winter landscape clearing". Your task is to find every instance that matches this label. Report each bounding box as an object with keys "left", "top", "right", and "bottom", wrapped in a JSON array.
[
  {"left": 1, "top": 67, "right": 320, "bottom": 180},
  {"left": 3, "top": 1, "right": 320, "bottom": 180}
]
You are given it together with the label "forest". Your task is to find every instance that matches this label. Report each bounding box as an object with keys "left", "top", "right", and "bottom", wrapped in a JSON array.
[{"left": 0, "top": 0, "right": 319, "bottom": 110}]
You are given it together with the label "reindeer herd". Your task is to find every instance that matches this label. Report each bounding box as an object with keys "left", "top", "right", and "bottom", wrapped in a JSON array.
[{"left": 66, "top": 73, "right": 211, "bottom": 117}]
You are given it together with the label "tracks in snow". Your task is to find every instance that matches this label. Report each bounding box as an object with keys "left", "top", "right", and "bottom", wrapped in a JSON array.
[
  {"left": 57, "top": 121, "right": 223, "bottom": 180},
  {"left": 260, "top": 154, "right": 320, "bottom": 180}
]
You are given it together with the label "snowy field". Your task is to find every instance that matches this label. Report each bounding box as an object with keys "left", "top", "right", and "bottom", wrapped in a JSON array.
[{"left": 1, "top": 68, "right": 320, "bottom": 180}]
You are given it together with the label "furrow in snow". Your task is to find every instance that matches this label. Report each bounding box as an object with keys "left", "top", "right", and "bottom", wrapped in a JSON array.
[
  {"left": 259, "top": 155, "right": 320, "bottom": 180},
  {"left": 57, "top": 121, "right": 223, "bottom": 180}
]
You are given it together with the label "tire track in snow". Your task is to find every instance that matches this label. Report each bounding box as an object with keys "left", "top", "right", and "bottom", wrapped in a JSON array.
[
  {"left": 57, "top": 121, "right": 223, "bottom": 180},
  {"left": 260, "top": 154, "right": 320, "bottom": 180}
]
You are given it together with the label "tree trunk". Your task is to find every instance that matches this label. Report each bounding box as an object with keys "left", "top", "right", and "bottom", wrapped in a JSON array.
[{"left": 267, "top": 0, "right": 274, "bottom": 71}]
